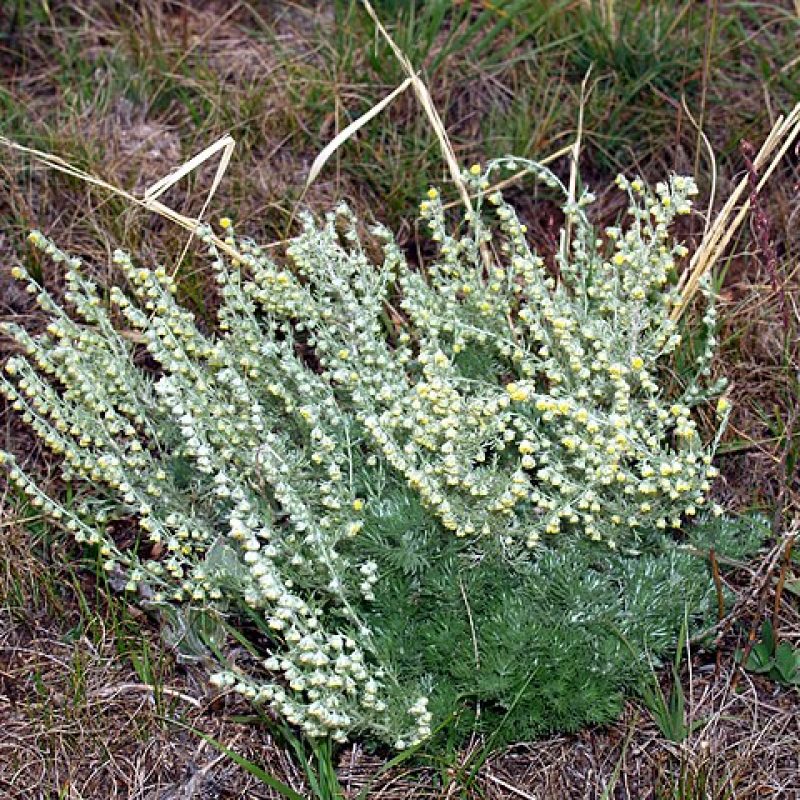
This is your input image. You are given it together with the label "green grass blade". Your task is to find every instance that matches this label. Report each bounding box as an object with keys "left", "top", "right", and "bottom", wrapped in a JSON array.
[{"left": 175, "top": 721, "right": 306, "bottom": 800}]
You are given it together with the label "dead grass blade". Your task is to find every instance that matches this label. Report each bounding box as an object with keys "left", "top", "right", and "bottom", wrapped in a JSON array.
[
  {"left": 143, "top": 133, "right": 236, "bottom": 274},
  {"left": 681, "top": 95, "right": 718, "bottom": 243},
  {"left": 306, "top": 77, "right": 413, "bottom": 187},
  {"left": 673, "top": 102, "right": 800, "bottom": 321},
  {"left": 358, "top": 0, "right": 503, "bottom": 276},
  {"left": 360, "top": 0, "right": 472, "bottom": 213},
  {"left": 0, "top": 134, "right": 259, "bottom": 264},
  {"left": 143, "top": 134, "right": 235, "bottom": 208},
  {"left": 563, "top": 68, "right": 595, "bottom": 263}
]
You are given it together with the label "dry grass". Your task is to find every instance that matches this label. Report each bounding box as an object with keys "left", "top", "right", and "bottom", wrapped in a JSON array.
[{"left": 1, "top": 1, "right": 799, "bottom": 797}]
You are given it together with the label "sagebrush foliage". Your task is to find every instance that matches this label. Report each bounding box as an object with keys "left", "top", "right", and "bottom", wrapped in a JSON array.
[{"left": 0, "top": 161, "right": 751, "bottom": 748}]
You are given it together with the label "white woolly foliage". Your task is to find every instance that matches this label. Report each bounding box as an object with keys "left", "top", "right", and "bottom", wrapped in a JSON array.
[{"left": 0, "top": 160, "right": 728, "bottom": 747}]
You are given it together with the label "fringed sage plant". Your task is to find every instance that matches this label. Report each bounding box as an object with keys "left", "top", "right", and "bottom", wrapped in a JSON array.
[{"left": 0, "top": 160, "right": 760, "bottom": 748}]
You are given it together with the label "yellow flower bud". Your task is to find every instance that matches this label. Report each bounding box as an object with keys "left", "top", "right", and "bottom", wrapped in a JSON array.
[{"left": 506, "top": 382, "right": 529, "bottom": 402}]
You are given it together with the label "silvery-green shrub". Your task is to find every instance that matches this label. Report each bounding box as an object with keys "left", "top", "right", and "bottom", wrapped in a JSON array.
[{"left": 1, "top": 161, "right": 746, "bottom": 748}]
